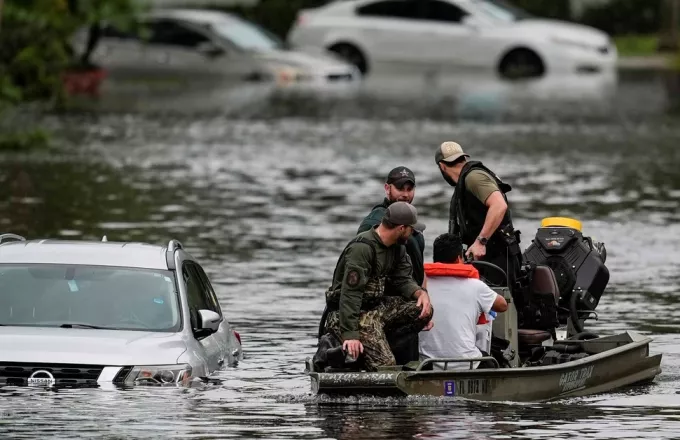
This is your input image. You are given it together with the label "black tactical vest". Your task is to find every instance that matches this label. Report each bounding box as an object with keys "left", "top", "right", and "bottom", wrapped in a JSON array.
[{"left": 449, "top": 160, "right": 515, "bottom": 252}]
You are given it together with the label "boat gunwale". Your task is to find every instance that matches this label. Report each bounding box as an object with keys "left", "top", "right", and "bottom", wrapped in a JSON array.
[{"left": 308, "top": 331, "right": 659, "bottom": 380}]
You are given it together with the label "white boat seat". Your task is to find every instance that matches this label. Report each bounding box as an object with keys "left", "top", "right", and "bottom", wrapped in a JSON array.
[{"left": 518, "top": 329, "right": 552, "bottom": 345}]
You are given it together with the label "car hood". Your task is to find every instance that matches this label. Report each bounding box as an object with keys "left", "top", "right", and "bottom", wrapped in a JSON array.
[
  {"left": 515, "top": 18, "right": 610, "bottom": 46},
  {"left": 0, "top": 326, "right": 187, "bottom": 366},
  {"left": 252, "top": 48, "right": 354, "bottom": 71}
]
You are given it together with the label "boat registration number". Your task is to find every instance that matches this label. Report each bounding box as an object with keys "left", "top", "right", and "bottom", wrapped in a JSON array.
[{"left": 445, "top": 379, "right": 490, "bottom": 396}]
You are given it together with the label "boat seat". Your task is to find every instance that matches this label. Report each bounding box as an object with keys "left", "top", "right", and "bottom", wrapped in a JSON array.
[
  {"left": 517, "top": 265, "right": 561, "bottom": 332},
  {"left": 518, "top": 329, "right": 552, "bottom": 345},
  {"left": 530, "top": 265, "right": 560, "bottom": 304}
]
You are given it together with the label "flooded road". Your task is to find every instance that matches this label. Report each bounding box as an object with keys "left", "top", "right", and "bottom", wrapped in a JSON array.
[{"left": 1, "top": 70, "right": 680, "bottom": 439}]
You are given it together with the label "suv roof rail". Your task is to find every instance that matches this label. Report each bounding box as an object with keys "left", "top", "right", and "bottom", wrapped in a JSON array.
[
  {"left": 168, "top": 239, "right": 183, "bottom": 252},
  {"left": 0, "top": 233, "right": 26, "bottom": 244},
  {"left": 166, "top": 239, "right": 183, "bottom": 270}
]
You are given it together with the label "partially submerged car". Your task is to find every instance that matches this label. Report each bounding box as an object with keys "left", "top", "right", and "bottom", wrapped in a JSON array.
[
  {"left": 0, "top": 233, "right": 242, "bottom": 388},
  {"left": 288, "top": 0, "right": 617, "bottom": 79},
  {"left": 70, "top": 8, "right": 361, "bottom": 95}
]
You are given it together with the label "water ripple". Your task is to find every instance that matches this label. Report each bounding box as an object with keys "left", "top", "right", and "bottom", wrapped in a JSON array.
[{"left": 2, "top": 74, "right": 680, "bottom": 438}]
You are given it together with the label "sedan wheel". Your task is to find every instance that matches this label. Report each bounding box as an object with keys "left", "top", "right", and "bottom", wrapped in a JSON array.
[
  {"left": 499, "top": 49, "right": 545, "bottom": 79},
  {"left": 328, "top": 44, "right": 368, "bottom": 76}
]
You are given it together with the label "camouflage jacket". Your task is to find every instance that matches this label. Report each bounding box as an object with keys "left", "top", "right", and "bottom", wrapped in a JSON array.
[
  {"left": 325, "top": 227, "right": 422, "bottom": 340},
  {"left": 357, "top": 198, "right": 426, "bottom": 286}
]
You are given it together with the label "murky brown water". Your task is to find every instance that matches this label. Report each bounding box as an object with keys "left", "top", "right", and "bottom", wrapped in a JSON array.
[{"left": 1, "top": 70, "right": 680, "bottom": 439}]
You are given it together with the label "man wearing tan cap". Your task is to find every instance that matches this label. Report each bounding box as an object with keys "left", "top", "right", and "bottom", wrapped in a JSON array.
[
  {"left": 315, "top": 201, "right": 433, "bottom": 371},
  {"left": 434, "top": 141, "right": 522, "bottom": 287}
]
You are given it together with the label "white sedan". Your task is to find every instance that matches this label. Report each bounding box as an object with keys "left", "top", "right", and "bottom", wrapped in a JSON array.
[
  {"left": 72, "top": 9, "right": 361, "bottom": 94},
  {"left": 287, "top": 0, "right": 617, "bottom": 79}
]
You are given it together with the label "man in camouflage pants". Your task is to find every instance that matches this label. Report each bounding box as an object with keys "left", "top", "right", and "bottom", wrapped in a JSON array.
[{"left": 321, "top": 202, "right": 433, "bottom": 371}]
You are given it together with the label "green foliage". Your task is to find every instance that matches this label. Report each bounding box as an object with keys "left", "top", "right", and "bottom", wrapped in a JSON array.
[
  {"left": 219, "top": 0, "right": 327, "bottom": 39},
  {"left": 579, "top": 0, "right": 663, "bottom": 35},
  {"left": 509, "top": 0, "right": 572, "bottom": 21},
  {"left": 0, "top": 0, "right": 142, "bottom": 149},
  {"left": 0, "top": 0, "right": 142, "bottom": 103},
  {"left": 0, "top": 129, "right": 50, "bottom": 152},
  {"left": 614, "top": 35, "right": 663, "bottom": 56},
  {"left": 0, "top": 75, "right": 22, "bottom": 104}
]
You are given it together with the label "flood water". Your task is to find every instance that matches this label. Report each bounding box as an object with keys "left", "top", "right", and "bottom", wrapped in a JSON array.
[{"left": 1, "top": 70, "right": 680, "bottom": 439}]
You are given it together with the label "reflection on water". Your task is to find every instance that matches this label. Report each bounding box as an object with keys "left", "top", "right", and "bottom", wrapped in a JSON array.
[
  {"left": 72, "top": 67, "right": 680, "bottom": 123},
  {"left": 1, "top": 70, "right": 680, "bottom": 438}
]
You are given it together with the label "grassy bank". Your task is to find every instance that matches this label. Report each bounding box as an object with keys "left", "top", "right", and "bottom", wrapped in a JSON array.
[
  {"left": 614, "top": 34, "right": 680, "bottom": 70},
  {"left": 614, "top": 35, "right": 662, "bottom": 57},
  {"left": 0, "top": 130, "right": 50, "bottom": 152}
]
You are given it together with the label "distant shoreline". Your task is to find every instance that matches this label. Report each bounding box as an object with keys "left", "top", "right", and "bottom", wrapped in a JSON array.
[{"left": 618, "top": 54, "right": 679, "bottom": 71}]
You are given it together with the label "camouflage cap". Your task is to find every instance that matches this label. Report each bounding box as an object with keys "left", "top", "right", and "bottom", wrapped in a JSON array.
[{"left": 383, "top": 201, "right": 426, "bottom": 232}]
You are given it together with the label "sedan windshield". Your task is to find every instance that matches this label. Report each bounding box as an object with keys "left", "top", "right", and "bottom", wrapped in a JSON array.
[
  {"left": 210, "top": 17, "right": 284, "bottom": 51},
  {"left": 469, "top": 0, "right": 532, "bottom": 22},
  {"left": 0, "top": 264, "right": 180, "bottom": 332}
]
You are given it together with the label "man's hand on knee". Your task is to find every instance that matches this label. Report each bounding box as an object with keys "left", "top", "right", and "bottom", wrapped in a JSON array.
[{"left": 342, "top": 339, "right": 364, "bottom": 360}]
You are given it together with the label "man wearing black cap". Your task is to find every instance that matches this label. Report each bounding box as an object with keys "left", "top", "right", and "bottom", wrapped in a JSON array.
[
  {"left": 358, "top": 166, "right": 426, "bottom": 289},
  {"left": 434, "top": 141, "right": 522, "bottom": 288},
  {"left": 319, "top": 202, "right": 433, "bottom": 371},
  {"left": 357, "top": 167, "right": 427, "bottom": 364}
]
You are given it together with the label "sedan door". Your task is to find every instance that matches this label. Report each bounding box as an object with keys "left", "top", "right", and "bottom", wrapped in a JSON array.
[
  {"left": 419, "top": 0, "right": 500, "bottom": 70},
  {"left": 415, "top": 0, "right": 478, "bottom": 70},
  {"left": 135, "top": 18, "right": 254, "bottom": 93},
  {"left": 352, "top": 0, "right": 431, "bottom": 71},
  {"left": 84, "top": 25, "right": 152, "bottom": 86}
]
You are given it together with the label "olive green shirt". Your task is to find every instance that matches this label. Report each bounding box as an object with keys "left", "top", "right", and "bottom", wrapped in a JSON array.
[
  {"left": 357, "top": 198, "right": 426, "bottom": 286},
  {"left": 330, "top": 227, "right": 421, "bottom": 341},
  {"left": 465, "top": 170, "right": 500, "bottom": 204}
]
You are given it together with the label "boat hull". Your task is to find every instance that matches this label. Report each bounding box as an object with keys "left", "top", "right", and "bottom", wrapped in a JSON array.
[{"left": 307, "top": 331, "right": 662, "bottom": 402}]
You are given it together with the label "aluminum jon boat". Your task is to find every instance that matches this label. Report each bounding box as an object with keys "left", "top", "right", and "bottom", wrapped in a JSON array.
[
  {"left": 305, "top": 330, "right": 661, "bottom": 401},
  {"left": 305, "top": 217, "right": 662, "bottom": 402}
]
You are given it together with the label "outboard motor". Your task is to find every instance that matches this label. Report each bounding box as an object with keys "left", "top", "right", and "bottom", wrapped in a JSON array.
[{"left": 522, "top": 217, "right": 609, "bottom": 333}]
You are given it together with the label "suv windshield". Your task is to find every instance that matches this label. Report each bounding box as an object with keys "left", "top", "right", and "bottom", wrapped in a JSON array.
[
  {"left": 0, "top": 264, "right": 180, "bottom": 332},
  {"left": 210, "top": 17, "right": 284, "bottom": 51}
]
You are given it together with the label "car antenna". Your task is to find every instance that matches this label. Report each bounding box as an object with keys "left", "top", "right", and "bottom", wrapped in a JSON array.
[{"left": 102, "top": 235, "right": 108, "bottom": 242}]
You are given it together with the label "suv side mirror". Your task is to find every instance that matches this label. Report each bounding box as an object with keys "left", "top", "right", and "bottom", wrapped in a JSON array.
[
  {"left": 196, "top": 41, "right": 225, "bottom": 58},
  {"left": 194, "top": 309, "right": 223, "bottom": 338}
]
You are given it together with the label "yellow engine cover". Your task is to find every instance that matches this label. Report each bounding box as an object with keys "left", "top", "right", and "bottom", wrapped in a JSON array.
[{"left": 540, "top": 217, "right": 582, "bottom": 232}]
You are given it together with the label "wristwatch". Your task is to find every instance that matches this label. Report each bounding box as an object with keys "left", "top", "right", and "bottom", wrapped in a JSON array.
[{"left": 476, "top": 236, "right": 488, "bottom": 245}]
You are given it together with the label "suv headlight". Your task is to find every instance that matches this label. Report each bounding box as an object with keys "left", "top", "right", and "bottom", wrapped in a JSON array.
[{"left": 122, "top": 364, "right": 192, "bottom": 386}]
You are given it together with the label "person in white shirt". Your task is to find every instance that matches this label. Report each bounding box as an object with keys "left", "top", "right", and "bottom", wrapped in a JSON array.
[{"left": 419, "top": 233, "right": 508, "bottom": 370}]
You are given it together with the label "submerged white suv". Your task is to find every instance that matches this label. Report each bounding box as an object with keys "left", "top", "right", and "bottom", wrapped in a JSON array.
[{"left": 0, "top": 233, "right": 242, "bottom": 388}]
